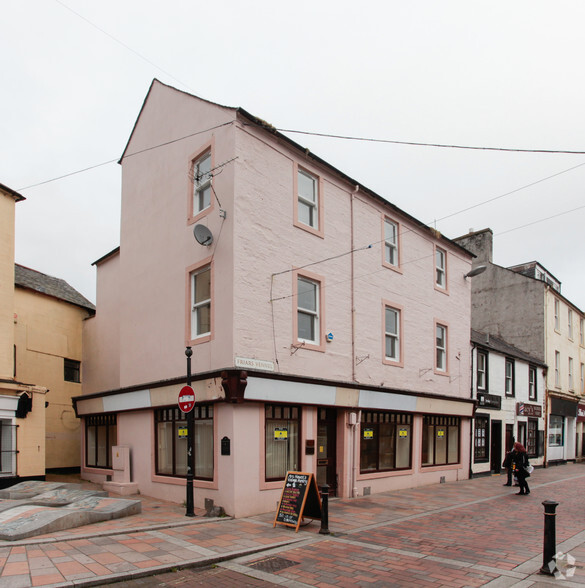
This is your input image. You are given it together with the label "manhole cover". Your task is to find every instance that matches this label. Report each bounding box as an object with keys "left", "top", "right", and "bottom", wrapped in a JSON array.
[{"left": 249, "top": 556, "right": 299, "bottom": 573}]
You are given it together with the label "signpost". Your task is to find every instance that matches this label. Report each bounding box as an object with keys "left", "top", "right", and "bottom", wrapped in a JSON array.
[
  {"left": 274, "top": 471, "right": 322, "bottom": 532},
  {"left": 178, "top": 385, "right": 195, "bottom": 413},
  {"left": 182, "top": 348, "right": 195, "bottom": 517}
]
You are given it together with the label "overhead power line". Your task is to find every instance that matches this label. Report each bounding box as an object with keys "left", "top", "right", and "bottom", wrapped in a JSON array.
[
  {"left": 53, "top": 0, "right": 192, "bottom": 92},
  {"left": 276, "top": 128, "right": 585, "bottom": 155},
  {"left": 18, "top": 122, "right": 234, "bottom": 191}
]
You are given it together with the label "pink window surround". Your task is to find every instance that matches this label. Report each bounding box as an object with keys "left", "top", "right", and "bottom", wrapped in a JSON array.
[
  {"left": 434, "top": 320, "right": 449, "bottom": 376},
  {"left": 185, "top": 256, "right": 214, "bottom": 346},
  {"left": 382, "top": 299, "right": 404, "bottom": 367},
  {"left": 434, "top": 245, "right": 449, "bottom": 294},
  {"left": 381, "top": 214, "right": 402, "bottom": 273},
  {"left": 187, "top": 140, "right": 215, "bottom": 226},
  {"left": 292, "top": 268, "right": 326, "bottom": 352},
  {"left": 292, "top": 162, "right": 325, "bottom": 238}
]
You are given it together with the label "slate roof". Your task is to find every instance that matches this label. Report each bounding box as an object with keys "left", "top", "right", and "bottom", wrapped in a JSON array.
[
  {"left": 471, "top": 329, "right": 546, "bottom": 367},
  {"left": 15, "top": 264, "right": 95, "bottom": 313}
]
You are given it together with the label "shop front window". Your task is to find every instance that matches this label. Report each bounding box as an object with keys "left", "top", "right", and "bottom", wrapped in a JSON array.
[
  {"left": 360, "top": 411, "right": 412, "bottom": 473},
  {"left": 155, "top": 405, "right": 214, "bottom": 480},
  {"left": 548, "top": 415, "right": 564, "bottom": 447},
  {"left": 265, "top": 405, "right": 300, "bottom": 481},
  {"left": 474, "top": 416, "right": 489, "bottom": 462},
  {"left": 86, "top": 414, "right": 117, "bottom": 469},
  {"left": 527, "top": 419, "right": 538, "bottom": 457},
  {"left": 422, "top": 416, "right": 460, "bottom": 466}
]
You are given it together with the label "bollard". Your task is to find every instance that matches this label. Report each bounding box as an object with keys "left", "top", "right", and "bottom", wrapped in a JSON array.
[
  {"left": 540, "top": 500, "right": 559, "bottom": 575},
  {"left": 319, "top": 484, "right": 330, "bottom": 535}
]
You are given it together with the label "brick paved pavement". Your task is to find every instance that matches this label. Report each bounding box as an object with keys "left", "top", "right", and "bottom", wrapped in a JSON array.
[{"left": 0, "top": 464, "right": 583, "bottom": 587}]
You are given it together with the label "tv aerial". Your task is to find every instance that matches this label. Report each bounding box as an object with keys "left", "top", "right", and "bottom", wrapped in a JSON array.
[{"left": 193, "top": 224, "right": 214, "bottom": 246}]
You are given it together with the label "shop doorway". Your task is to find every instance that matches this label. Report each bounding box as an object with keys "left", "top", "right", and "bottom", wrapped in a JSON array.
[
  {"left": 490, "top": 420, "right": 502, "bottom": 473},
  {"left": 317, "top": 408, "right": 337, "bottom": 496},
  {"left": 505, "top": 424, "right": 514, "bottom": 452}
]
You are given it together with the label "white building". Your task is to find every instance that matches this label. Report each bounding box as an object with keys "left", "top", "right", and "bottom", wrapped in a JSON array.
[{"left": 471, "top": 330, "right": 547, "bottom": 475}]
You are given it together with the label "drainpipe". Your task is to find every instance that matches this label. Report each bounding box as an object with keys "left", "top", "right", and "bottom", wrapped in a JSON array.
[
  {"left": 348, "top": 409, "right": 360, "bottom": 497},
  {"left": 350, "top": 185, "right": 359, "bottom": 382},
  {"left": 470, "top": 342, "right": 476, "bottom": 479},
  {"left": 544, "top": 385, "right": 549, "bottom": 468}
]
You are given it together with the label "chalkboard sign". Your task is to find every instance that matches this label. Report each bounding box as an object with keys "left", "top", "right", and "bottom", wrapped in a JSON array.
[{"left": 273, "top": 471, "right": 322, "bottom": 532}]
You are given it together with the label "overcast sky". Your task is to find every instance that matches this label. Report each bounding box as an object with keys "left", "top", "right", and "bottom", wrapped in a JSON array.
[{"left": 3, "top": 1, "right": 585, "bottom": 310}]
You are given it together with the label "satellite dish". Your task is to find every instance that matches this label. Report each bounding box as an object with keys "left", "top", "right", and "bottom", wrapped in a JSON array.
[{"left": 193, "top": 224, "right": 214, "bottom": 246}]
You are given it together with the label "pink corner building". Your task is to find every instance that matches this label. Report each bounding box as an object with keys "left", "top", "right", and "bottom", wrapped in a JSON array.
[{"left": 77, "top": 80, "right": 475, "bottom": 517}]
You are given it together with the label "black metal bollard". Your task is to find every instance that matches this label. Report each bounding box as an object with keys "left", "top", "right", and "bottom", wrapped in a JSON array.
[
  {"left": 540, "top": 500, "right": 559, "bottom": 575},
  {"left": 319, "top": 484, "right": 330, "bottom": 535}
]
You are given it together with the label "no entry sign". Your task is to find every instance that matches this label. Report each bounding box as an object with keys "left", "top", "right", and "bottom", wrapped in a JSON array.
[{"left": 178, "top": 385, "right": 195, "bottom": 413}]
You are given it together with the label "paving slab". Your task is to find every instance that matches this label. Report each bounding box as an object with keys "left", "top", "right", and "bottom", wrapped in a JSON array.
[
  {"left": 0, "top": 465, "right": 584, "bottom": 587},
  {"left": 0, "top": 482, "right": 141, "bottom": 541}
]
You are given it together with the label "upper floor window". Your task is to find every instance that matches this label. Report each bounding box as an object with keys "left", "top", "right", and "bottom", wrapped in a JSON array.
[
  {"left": 477, "top": 350, "right": 487, "bottom": 391},
  {"left": 505, "top": 358, "right": 515, "bottom": 396},
  {"left": 555, "top": 351, "right": 561, "bottom": 387},
  {"left": 297, "top": 276, "right": 321, "bottom": 346},
  {"left": 568, "top": 309, "right": 574, "bottom": 340},
  {"left": 191, "top": 266, "right": 211, "bottom": 340},
  {"left": 554, "top": 299, "right": 560, "bottom": 331},
  {"left": 580, "top": 318, "right": 584, "bottom": 346},
  {"left": 297, "top": 168, "right": 319, "bottom": 230},
  {"left": 64, "top": 359, "right": 81, "bottom": 383},
  {"left": 569, "top": 357, "right": 574, "bottom": 391},
  {"left": 435, "top": 323, "right": 447, "bottom": 373},
  {"left": 384, "top": 305, "right": 401, "bottom": 364},
  {"left": 192, "top": 151, "right": 212, "bottom": 216},
  {"left": 383, "top": 218, "right": 399, "bottom": 268},
  {"left": 528, "top": 366, "right": 537, "bottom": 401},
  {"left": 435, "top": 247, "right": 447, "bottom": 290},
  {"left": 581, "top": 363, "right": 584, "bottom": 395}
]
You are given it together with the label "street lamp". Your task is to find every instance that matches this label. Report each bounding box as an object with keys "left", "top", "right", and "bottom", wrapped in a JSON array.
[
  {"left": 185, "top": 347, "right": 195, "bottom": 517},
  {"left": 464, "top": 265, "right": 487, "bottom": 279}
]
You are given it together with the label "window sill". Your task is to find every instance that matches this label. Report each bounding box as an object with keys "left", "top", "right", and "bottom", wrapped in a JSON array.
[
  {"left": 187, "top": 204, "right": 213, "bottom": 226},
  {"left": 382, "top": 261, "right": 403, "bottom": 274},
  {"left": 293, "top": 219, "right": 324, "bottom": 239},
  {"left": 383, "top": 358, "right": 404, "bottom": 368},
  {"left": 434, "top": 284, "right": 449, "bottom": 295},
  {"left": 420, "top": 463, "right": 461, "bottom": 471},
  {"left": 357, "top": 469, "right": 412, "bottom": 481},
  {"left": 151, "top": 474, "right": 217, "bottom": 490},
  {"left": 293, "top": 340, "right": 326, "bottom": 353}
]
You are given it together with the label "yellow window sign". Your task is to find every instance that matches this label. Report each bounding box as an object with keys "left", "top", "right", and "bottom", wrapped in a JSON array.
[
  {"left": 274, "top": 428, "right": 288, "bottom": 440},
  {"left": 437, "top": 429, "right": 445, "bottom": 437},
  {"left": 399, "top": 429, "right": 408, "bottom": 437},
  {"left": 363, "top": 428, "right": 374, "bottom": 439},
  {"left": 178, "top": 427, "right": 188, "bottom": 438}
]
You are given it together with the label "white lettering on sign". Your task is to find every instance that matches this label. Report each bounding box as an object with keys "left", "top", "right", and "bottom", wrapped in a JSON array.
[
  {"left": 179, "top": 395, "right": 195, "bottom": 402},
  {"left": 235, "top": 357, "right": 275, "bottom": 372}
]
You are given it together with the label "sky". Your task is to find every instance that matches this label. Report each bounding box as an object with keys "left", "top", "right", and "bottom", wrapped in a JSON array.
[{"left": 2, "top": 0, "right": 585, "bottom": 309}]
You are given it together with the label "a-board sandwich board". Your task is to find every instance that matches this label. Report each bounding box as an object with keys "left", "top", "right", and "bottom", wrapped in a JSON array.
[{"left": 273, "top": 471, "right": 322, "bottom": 533}]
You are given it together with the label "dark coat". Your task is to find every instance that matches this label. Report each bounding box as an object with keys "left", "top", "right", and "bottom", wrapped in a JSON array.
[{"left": 512, "top": 450, "right": 529, "bottom": 474}]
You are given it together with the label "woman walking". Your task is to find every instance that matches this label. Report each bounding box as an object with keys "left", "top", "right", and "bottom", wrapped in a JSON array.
[{"left": 511, "top": 442, "right": 530, "bottom": 495}]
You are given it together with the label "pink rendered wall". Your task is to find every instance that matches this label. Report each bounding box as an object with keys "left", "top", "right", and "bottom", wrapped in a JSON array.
[
  {"left": 232, "top": 124, "right": 472, "bottom": 397},
  {"left": 83, "top": 252, "right": 120, "bottom": 395},
  {"left": 90, "top": 82, "right": 238, "bottom": 390}
]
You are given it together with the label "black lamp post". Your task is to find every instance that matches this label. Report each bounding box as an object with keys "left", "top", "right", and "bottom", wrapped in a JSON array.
[{"left": 185, "top": 347, "right": 195, "bottom": 517}]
